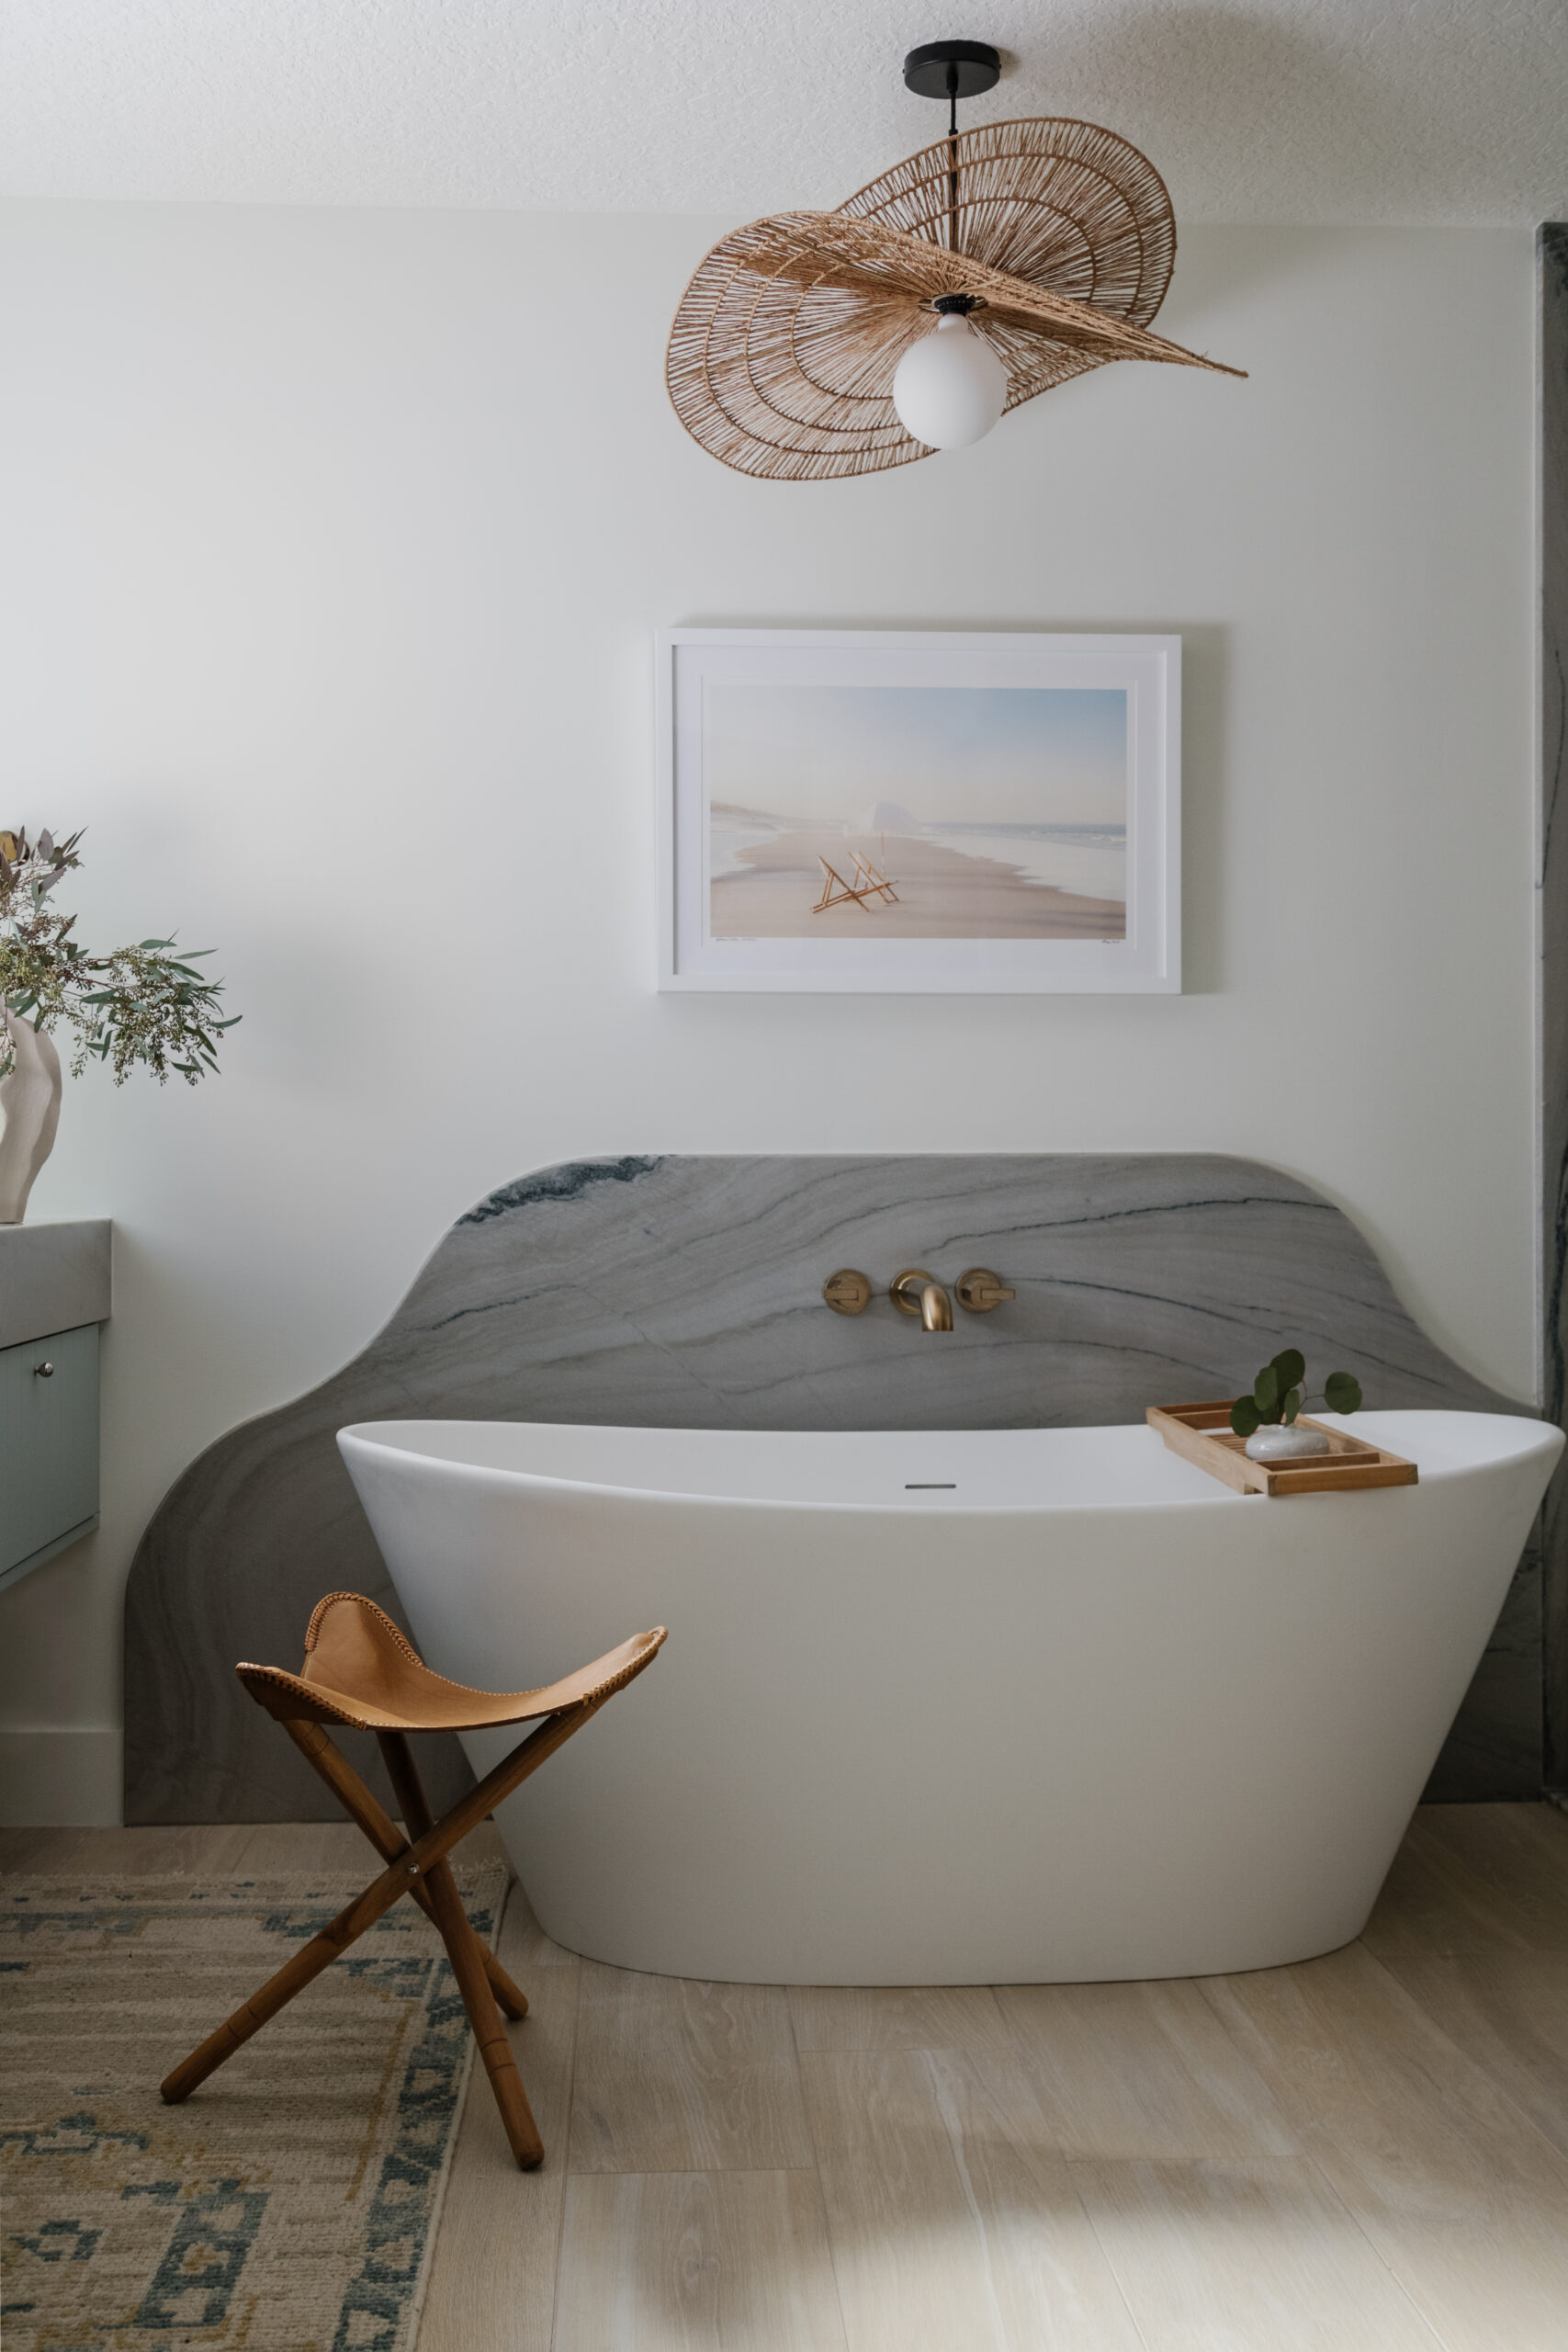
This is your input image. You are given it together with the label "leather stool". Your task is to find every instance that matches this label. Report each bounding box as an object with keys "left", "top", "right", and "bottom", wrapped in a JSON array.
[{"left": 160, "top": 1590, "right": 666, "bottom": 2169}]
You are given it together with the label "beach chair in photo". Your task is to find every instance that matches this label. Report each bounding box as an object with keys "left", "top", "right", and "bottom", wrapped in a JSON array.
[
  {"left": 812, "top": 854, "right": 900, "bottom": 914},
  {"left": 813, "top": 857, "right": 874, "bottom": 912},
  {"left": 851, "top": 853, "right": 899, "bottom": 904}
]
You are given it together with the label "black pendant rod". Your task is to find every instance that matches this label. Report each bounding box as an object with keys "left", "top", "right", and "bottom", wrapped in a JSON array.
[
  {"left": 948, "top": 62, "right": 959, "bottom": 251},
  {"left": 901, "top": 40, "right": 1001, "bottom": 259}
]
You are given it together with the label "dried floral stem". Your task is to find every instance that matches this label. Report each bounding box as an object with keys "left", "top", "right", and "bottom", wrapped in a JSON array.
[{"left": 0, "top": 827, "right": 238, "bottom": 1084}]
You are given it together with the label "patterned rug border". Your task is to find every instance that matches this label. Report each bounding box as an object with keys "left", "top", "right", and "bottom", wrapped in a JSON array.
[
  {"left": 0, "top": 1864, "right": 507, "bottom": 1890},
  {"left": 1, "top": 1863, "right": 512, "bottom": 2352}
]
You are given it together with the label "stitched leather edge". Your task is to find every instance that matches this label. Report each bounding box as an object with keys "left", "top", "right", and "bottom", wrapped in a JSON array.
[
  {"left": 303, "top": 1589, "right": 422, "bottom": 1663},
  {"left": 236, "top": 1625, "right": 668, "bottom": 1728}
]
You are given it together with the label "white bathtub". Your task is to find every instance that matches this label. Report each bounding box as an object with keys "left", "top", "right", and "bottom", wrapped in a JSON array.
[{"left": 337, "top": 1410, "right": 1560, "bottom": 1984}]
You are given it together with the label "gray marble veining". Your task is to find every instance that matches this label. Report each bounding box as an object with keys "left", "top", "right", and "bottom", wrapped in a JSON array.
[
  {"left": 123, "top": 1152, "right": 1529, "bottom": 1825},
  {"left": 0, "top": 1220, "right": 110, "bottom": 1349},
  {"left": 1540, "top": 222, "right": 1568, "bottom": 1793}
]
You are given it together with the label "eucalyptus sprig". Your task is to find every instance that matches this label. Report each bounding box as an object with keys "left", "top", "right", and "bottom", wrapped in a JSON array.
[
  {"left": 0, "top": 826, "right": 239, "bottom": 1084},
  {"left": 1229, "top": 1348, "right": 1363, "bottom": 1440}
]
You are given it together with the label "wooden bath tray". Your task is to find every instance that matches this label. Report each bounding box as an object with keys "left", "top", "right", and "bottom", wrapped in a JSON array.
[{"left": 1147, "top": 1400, "right": 1417, "bottom": 1498}]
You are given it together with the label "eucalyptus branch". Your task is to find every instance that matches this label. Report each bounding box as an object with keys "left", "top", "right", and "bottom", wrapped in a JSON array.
[{"left": 0, "top": 826, "right": 238, "bottom": 1084}]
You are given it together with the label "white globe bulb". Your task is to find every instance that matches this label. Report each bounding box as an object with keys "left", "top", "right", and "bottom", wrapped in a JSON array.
[{"left": 891, "top": 314, "right": 1008, "bottom": 450}]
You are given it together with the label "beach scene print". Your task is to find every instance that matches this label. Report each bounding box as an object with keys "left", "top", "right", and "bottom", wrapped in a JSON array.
[{"left": 705, "top": 681, "right": 1129, "bottom": 940}]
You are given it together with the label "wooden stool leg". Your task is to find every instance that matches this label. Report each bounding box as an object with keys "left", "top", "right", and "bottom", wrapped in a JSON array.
[
  {"left": 164, "top": 1702, "right": 597, "bottom": 2112},
  {"left": 161, "top": 1848, "right": 423, "bottom": 2102},
  {"left": 283, "top": 1718, "right": 527, "bottom": 2020},
  {"left": 378, "top": 1732, "right": 544, "bottom": 2171}
]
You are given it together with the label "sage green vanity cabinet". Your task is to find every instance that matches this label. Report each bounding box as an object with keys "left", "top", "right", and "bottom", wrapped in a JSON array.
[
  {"left": 0, "top": 1221, "right": 111, "bottom": 1595},
  {"left": 0, "top": 1323, "right": 99, "bottom": 1581}
]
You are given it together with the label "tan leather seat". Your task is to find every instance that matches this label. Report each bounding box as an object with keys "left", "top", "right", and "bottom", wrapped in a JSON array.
[
  {"left": 162, "top": 1589, "right": 667, "bottom": 2171},
  {"left": 239, "top": 1589, "right": 665, "bottom": 1732}
]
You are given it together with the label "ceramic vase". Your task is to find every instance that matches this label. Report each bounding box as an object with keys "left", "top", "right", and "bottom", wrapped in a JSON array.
[
  {"left": 1244, "top": 1422, "right": 1331, "bottom": 1462},
  {"left": 0, "top": 1009, "right": 62, "bottom": 1224}
]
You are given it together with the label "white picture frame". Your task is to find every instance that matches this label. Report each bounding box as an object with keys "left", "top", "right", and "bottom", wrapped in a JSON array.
[{"left": 654, "top": 628, "right": 1180, "bottom": 994}]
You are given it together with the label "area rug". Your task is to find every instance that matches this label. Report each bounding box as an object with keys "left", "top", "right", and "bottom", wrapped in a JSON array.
[{"left": 0, "top": 1864, "right": 509, "bottom": 2351}]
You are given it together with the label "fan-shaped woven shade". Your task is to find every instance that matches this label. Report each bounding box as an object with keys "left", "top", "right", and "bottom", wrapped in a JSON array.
[{"left": 667, "top": 117, "right": 1243, "bottom": 482}]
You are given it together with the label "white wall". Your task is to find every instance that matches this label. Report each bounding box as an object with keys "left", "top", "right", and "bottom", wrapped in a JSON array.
[{"left": 0, "top": 206, "right": 1538, "bottom": 1816}]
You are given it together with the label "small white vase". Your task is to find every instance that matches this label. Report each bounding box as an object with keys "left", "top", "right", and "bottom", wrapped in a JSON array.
[
  {"left": 1245, "top": 1423, "right": 1331, "bottom": 1462},
  {"left": 0, "top": 1009, "right": 62, "bottom": 1225}
]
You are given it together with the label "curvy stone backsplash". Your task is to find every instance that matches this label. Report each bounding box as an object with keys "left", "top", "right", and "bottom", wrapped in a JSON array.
[{"left": 124, "top": 1153, "right": 1538, "bottom": 1823}]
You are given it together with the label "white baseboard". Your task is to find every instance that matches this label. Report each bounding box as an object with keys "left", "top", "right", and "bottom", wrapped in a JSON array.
[{"left": 0, "top": 1727, "right": 121, "bottom": 1826}]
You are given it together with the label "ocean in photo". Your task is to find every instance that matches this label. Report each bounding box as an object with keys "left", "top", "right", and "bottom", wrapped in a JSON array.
[
  {"left": 926, "top": 821, "right": 1127, "bottom": 902},
  {"left": 708, "top": 806, "right": 1127, "bottom": 905}
]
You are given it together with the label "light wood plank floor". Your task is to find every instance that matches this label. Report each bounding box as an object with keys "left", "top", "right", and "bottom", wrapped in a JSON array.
[{"left": 6, "top": 1803, "right": 1568, "bottom": 2351}]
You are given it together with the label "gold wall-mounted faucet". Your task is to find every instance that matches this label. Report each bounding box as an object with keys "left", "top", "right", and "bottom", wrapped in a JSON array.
[
  {"left": 821, "top": 1268, "right": 1015, "bottom": 1326},
  {"left": 891, "top": 1269, "right": 953, "bottom": 1330}
]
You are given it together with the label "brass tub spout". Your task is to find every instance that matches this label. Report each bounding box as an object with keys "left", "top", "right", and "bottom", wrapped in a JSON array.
[{"left": 890, "top": 1269, "right": 953, "bottom": 1330}]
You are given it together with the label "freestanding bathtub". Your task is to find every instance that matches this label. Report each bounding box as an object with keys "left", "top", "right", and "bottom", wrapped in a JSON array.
[{"left": 338, "top": 1410, "right": 1560, "bottom": 1984}]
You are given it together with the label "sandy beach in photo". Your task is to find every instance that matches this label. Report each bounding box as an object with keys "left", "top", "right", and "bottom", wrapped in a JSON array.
[{"left": 711, "top": 828, "right": 1127, "bottom": 941}]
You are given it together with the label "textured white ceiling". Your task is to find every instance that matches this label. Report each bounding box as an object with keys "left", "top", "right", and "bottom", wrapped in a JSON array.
[{"left": 2, "top": 1, "right": 1564, "bottom": 224}]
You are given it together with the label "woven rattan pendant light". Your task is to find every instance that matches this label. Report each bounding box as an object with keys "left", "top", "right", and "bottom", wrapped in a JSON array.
[{"left": 667, "top": 40, "right": 1243, "bottom": 481}]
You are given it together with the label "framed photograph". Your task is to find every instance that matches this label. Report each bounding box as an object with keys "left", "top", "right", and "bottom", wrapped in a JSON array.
[{"left": 655, "top": 628, "right": 1179, "bottom": 993}]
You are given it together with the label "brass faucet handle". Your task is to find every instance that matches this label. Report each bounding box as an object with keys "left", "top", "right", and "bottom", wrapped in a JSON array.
[
  {"left": 956, "top": 1268, "right": 1016, "bottom": 1314},
  {"left": 823, "top": 1268, "right": 873, "bottom": 1316}
]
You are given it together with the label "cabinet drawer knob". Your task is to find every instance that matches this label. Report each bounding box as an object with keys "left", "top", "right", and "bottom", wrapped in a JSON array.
[{"left": 34, "top": 1361, "right": 54, "bottom": 1378}]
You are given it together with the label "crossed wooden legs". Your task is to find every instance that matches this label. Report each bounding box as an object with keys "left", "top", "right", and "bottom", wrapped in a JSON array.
[
  {"left": 282, "top": 1721, "right": 526, "bottom": 2031},
  {"left": 372, "top": 1728, "right": 541, "bottom": 2167},
  {"left": 160, "top": 1697, "right": 606, "bottom": 2170}
]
